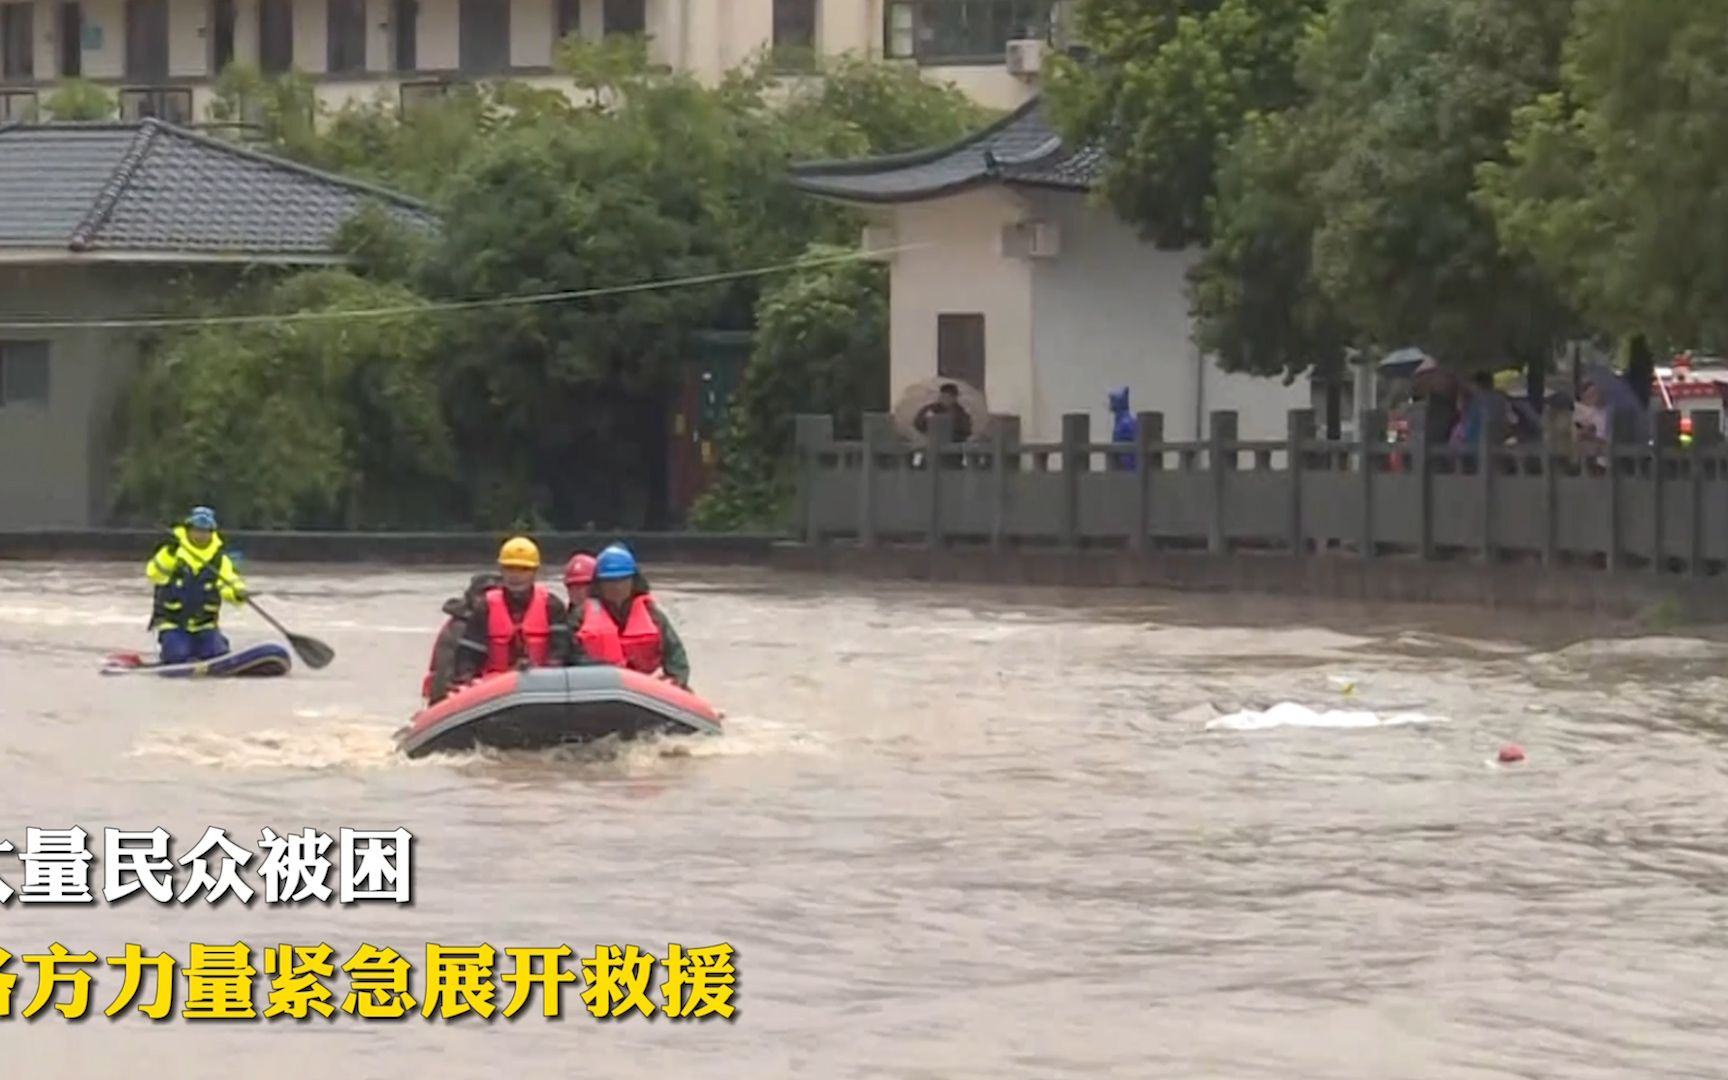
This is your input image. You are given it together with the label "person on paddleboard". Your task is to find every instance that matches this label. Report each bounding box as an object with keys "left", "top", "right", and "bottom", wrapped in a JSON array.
[
  {"left": 421, "top": 570, "right": 501, "bottom": 703},
  {"left": 569, "top": 543, "right": 691, "bottom": 689},
  {"left": 144, "top": 505, "right": 248, "bottom": 664},
  {"left": 450, "top": 536, "right": 571, "bottom": 685}
]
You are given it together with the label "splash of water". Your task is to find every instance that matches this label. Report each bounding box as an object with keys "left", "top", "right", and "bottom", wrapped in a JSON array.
[{"left": 126, "top": 710, "right": 829, "bottom": 773}]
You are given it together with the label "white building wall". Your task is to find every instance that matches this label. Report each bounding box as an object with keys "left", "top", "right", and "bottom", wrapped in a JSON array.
[
  {"left": 1026, "top": 190, "right": 1309, "bottom": 442},
  {"left": 880, "top": 189, "right": 1036, "bottom": 428}
]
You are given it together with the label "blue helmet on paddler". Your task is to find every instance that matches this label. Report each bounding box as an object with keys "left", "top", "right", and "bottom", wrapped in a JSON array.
[
  {"left": 144, "top": 504, "right": 248, "bottom": 665},
  {"left": 572, "top": 543, "right": 692, "bottom": 689}
]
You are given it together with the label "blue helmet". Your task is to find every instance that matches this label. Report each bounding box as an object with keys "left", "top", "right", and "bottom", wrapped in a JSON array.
[
  {"left": 593, "top": 544, "right": 637, "bottom": 581},
  {"left": 186, "top": 506, "right": 217, "bottom": 529}
]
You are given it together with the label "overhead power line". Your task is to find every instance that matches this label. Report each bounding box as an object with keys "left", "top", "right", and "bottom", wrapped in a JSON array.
[{"left": 0, "top": 242, "right": 930, "bottom": 332}]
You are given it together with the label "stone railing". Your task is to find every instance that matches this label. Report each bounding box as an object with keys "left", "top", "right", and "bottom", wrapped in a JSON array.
[{"left": 790, "top": 407, "right": 1728, "bottom": 576}]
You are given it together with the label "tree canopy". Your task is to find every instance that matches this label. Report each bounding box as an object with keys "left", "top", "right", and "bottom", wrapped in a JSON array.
[
  {"left": 1049, "top": 0, "right": 1723, "bottom": 383},
  {"left": 1477, "top": 0, "right": 1728, "bottom": 352},
  {"left": 1045, "top": 0, "right": 1326, "bottom": 249},
  {"left": 111, "top": 50, "right": 988, "bottom": 529}
]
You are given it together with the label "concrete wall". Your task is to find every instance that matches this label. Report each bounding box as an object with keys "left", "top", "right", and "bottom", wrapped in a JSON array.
[
  {"left": 790, "top": 407, "right": 1728, "bottom": 585},
  {"left": 0, "top": 265, "right": 228, "bottom": 529}
]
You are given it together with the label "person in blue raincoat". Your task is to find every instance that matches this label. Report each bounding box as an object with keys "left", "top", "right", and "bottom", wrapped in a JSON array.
[
  {"left": 1108, "top": 387, "right": 1138, "bottom": 470},
  {"left": 144, "top": 506, "right": 248, "bottom": 663}
]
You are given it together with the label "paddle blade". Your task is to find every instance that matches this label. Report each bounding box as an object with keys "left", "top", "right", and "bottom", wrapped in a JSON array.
[{"left": 288, "top": 633, "right": 335, "bottom": 670}]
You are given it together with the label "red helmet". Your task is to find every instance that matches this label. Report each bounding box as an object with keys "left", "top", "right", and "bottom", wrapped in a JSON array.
[{"left": 563, "top": 553, "right": 596, "bottom": 587}]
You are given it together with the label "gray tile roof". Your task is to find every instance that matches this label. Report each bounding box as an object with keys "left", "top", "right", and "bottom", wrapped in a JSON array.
[
  {"left": 787, "top": 96, "right": 1105, "bottom": 204},
  {"left": 0, "top": 119, "right": 438, "bottom": 258}
]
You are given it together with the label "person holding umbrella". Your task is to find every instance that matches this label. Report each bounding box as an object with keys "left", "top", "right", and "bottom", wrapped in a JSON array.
[{"left": 913, "top": 382, "right": 974, "bottom": 443}]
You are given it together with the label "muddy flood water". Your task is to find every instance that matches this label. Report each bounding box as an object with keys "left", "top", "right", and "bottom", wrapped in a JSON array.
[{"left": 2, "top": 560, "right": 1727, "bottom": 1077}]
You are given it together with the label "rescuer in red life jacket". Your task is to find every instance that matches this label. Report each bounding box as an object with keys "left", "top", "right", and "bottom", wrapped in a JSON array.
[
  {"left": 421, "top": 570, "right": 501, "bottom": 703},
  {"left": 570, "top": 543, "right": 691, "bottom": 688},
  {"left": 450, "top": 536, "right": 570, "bottom": 685},
  {"left": 563, "top": 552, "right": 596, "bottom": 608}
]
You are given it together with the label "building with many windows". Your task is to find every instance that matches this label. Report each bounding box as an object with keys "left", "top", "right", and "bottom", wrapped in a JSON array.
[{"left": 0, "top": 0, "right": 1067, "bottom": 126}]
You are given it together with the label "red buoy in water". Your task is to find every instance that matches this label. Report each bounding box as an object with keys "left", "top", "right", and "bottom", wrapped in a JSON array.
[{"left": 1498, "top": 744, "right": 1525, "bottom": 764}]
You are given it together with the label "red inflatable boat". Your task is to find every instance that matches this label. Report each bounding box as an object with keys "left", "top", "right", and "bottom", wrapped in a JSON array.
[{"left": 393, "top": 664, "right": 724, "bottom": 759}]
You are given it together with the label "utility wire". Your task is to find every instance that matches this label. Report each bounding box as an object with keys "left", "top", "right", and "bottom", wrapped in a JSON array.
[{"left": 0, "top": 242, "right": 929, "bottom": 332}]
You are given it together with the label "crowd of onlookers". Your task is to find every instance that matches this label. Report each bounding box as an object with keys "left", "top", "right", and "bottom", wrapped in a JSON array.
[{"left": 1404, "top": 355, "right": 1662, "bottom": 455}]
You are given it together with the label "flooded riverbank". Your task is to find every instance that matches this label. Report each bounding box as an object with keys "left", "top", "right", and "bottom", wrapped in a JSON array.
[{"left": 2, "top": 563, "right": 1725, "bottom": 1077}]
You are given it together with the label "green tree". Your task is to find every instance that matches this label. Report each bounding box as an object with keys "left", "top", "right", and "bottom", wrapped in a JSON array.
[
  {"left": 112, "top": 270, "right": 456, "bottom": 528},
  {"left": 690, "top": 245, "right": 889, "bottom": 530},
  {"left": 42, "top": 80, "right": 116, "bottom": 120},
  {"left": 1188, "top": 110, "right": 1352, "bottom": 381},
  {"left": 1044, "top": 0, "right": 1326, "bottom": 248},
  {"left": 1190, "top": 0, "right": 1578, "bottom": 381},
  {"left": 410, "top": 51, "right": 986, "bottom": 527},
  {"left": 115, "top": 53, "right": 991, "bottom": 529},
  {"left": 1477, "top": 0, "right": 1728, "bottom": 350},
  {"left": 777, "top": 52, "right": 994, "bottom": 159},
  {"left": 206, "top": 63, "right": 321, "bottom": 152},
  {"left": 1298, "top": 0, "right": 1577, "bottom": 368}
]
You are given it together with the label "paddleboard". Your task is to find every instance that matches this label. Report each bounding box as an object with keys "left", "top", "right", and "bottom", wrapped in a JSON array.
[{"left": 101, "top": 642, "right": 293, "bottom": 679}]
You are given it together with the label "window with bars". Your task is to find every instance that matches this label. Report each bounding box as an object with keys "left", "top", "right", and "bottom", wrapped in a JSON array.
[
  {"left": 1, "top": 2, "right": 34, "bottom": 81},
  {"left": 885, "top": 0, "right": 1052, "bottom": 64},
  {"left": 0, "top": 341, "right": 51, "bottom": 408},
  {"left": 327, "top": 0, "right": 367, "bottom": 74},
  {"left": 556, "top": 0, "right": 579, "bottom": 41},
  {"left": 772, "top": 0, "right": 817, "bottom": 71}
]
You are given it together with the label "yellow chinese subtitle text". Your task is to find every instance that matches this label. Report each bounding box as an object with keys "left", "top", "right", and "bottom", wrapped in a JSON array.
[{"left": 0, "top": 942, "right": 735, "bottom": 1021}]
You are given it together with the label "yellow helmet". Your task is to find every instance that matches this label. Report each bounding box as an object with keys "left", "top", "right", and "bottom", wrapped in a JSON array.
[{"left": 498, "top": 536, "right": 541, "bottom": 570}]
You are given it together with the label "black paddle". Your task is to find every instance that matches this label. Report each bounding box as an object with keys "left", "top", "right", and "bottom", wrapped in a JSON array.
[
  {"left": 215, "top": 568, "right": 335, "bottom": 670},
  {"left": 243, "top": 595, "right": 335, "bottom": 670}
]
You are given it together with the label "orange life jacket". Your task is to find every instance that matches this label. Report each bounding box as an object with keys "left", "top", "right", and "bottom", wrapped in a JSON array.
[
  {"left": 484, "top": 586, "right": 551, "bottom": 675},
  {"left": 576, "top": 595, "right": 663, "bottom": 675}
]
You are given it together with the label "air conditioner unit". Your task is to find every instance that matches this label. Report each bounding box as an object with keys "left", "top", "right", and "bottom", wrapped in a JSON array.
[
  {"left": 399, "top": 79, "right": 453, "bottom": 117},
  {"left": 861, "top": 222, "right": 898, "bottom": 261},
  {"left": 1026, "top": 221, "right": 1060, "bottom": 258},
  {"left": 1005, "top": 39, "right": 1043, "bottom": 77},
  {"left": 1001, "top": 221, "right": 1060, "bottom": 260}
]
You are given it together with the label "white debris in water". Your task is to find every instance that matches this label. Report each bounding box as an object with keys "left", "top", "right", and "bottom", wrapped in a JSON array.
[{"left": 1205, "top": 701, "right": 1446, "bottom": 731}]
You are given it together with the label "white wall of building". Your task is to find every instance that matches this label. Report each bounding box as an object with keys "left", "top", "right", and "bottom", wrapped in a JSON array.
[
  {"left": 876, "top": 186, "right": 1310, "bottom": 444},
  {"left": 877, "top": 189, "right": 1036, "bottom": 430},
  {"left": 1027, "top": 190, "right": 1309, "bottom": 442}
]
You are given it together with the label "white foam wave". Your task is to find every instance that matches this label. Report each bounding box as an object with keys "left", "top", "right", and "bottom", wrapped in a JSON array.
[
  {"left": 1204, "top": 701, "right": 1447, "bottom": 731},
  {"left": 126, "top": 709, "right": 826, "bottom": 773}
]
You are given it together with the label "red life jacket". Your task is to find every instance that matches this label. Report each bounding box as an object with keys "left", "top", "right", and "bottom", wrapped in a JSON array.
[
  {"left": 576, "top": 595, "right": 663, "bottom": 675},
  {"left": 484, "top": 586, "right": 551, "bottom": 675}
]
